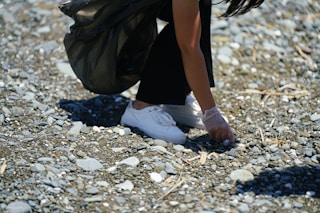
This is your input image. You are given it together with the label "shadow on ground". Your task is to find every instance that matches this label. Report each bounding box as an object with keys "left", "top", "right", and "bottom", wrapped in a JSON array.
[
  {"left": 58, "top": 94, "right": 128, "bottom": 127},
  {"left": 58, "top": 94, "right": 236, "bottom": 153},
  {"left": 237, "top": 165, "right": 320, "bottom": 198}
]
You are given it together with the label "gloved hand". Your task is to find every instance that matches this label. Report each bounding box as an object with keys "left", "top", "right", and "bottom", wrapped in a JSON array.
[{"left": 202, "top": 106, "right": 235, "bottom": 145}]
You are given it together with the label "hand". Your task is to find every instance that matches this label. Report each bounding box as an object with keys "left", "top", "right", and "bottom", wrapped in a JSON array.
[{"left": 202, "top": 107, "right": 235, "bottom": 145}]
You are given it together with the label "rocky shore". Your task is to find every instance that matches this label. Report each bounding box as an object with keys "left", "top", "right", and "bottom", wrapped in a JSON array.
[{"left": 0, "top": 0, "right": 319, "bottom": 212}]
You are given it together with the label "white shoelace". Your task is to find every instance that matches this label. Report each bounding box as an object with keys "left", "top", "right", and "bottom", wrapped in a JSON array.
[{"left": 148, "top": 107, "right": 176, "bottom": 126}]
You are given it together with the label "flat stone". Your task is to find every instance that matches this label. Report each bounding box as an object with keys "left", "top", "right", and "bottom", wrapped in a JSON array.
[
  {"left": 237, "top": 203, "right": 250, "bottom": 213},
  {"left": 230, "top": 169, "right": 254, "bottom": 182},
  {"left": 217, "top": 54, "right": 231, "bottom": 64},
  {"left": 67, "top": 121, "right": 84, "bottom": 136},
  {"left": 118, "top": 156, "right": 140, "bottom": 167},
  {"left": 85, "top": 187, "right": 99, "bottom": 195},
  {"left": 57, "top": 62, "right": 77, "bottom": 79},
  {"left": 76, "top": 158, "right": 103, "bottom": 171},
  {"left": 173, "top": 145, "right": 185, "bottom": 152},
  {"left": 115, "top": 180, "right": 134, "bottom": 191},
  {"left": 149, "top": 172, "right": 163, "bottom": 183},
  {"left": 83, "top": 195, "right": 104, "bottom": 203},
  {"left": 153, "top": 139, "right": 168, "bottom": 147},
  {"left": 310, "top": 113, "right": 320, "bottom": 121},
  {"left": 6, "top": 201, "right": 32, "bottom": 213}
]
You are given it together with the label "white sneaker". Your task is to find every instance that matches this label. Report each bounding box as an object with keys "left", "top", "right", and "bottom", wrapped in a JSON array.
[
  {"left": 120, "top": 101, "right": 186, "bottom": 144},
  {"left": 162, "top": 94, "right": 205, "bottom": 129}
]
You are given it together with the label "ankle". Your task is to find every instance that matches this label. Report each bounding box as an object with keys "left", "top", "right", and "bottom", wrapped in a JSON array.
[{"left": 133, "top": 100, "right": 152, "bottom": 110}]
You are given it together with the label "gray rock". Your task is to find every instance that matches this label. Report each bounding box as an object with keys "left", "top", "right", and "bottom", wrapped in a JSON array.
[
  {"left": 115, "top": 180, "right": 134, "bottom": 191},
  {"left": 237, "top": 203, "right": 250, "bottom": 213},
  {"left": 118, "top": 156, "right": 140, "bottom": 167},
  {"left": 217, "top": 54, "right": 231, "bottom": 64},
  {"left": 37, "top": 157, "right": 54, "bottom": 163},
  {"left": 173, "top": 145, "right": 185, "bottom": 152},
  {"left": 83, "top": 196, "right": 104, "bottom": 203},
  {"left": 36, "top": 41, "right": 57, "bottom": 54},
  {"left": 2, "top": 106, "right": 11, "bottom": 116},
  {"left": 6, "top": 201, "right": 32, "bottom": 213},
  {"left": 22, "top": 92, "right": 35, "bottom": 101},
  {"left": 230, "top": 169, "right": 254, "bottom": 182},
  {"left": 212, "top": 20, "right": 229, "bottom": 30},
  {"left": 263, "top": 41, "right": 285, "bottom": 52},
  {"left": 293, "top": 201, "right": 304, "bottom": 208},
  {"left": 218, "top": 46, "right": 233, "bottom": 57},
  {"left": 1, "top": 1, "right": 320, "bottom": 212},
  {"left": 96, "top": 181, "right": 109, "bottom": 188},
  {"left": 310, "top": 113, "right": 320, "bottom": 121},
  {"left": 67, "top": 188, "right": 78, "bottom": 196},
  {"left": 153, "top": 139, "right": 168, "bottom": 147},
  {"left": 165, "top": 162, "right": 177, "bottom": 175},
  {"left": 57, "top": 62, "right": 77, "bottom": 79},
  {"left": 41, "top": 108, "right": 55, "bottom": 117},
  {"left": 37, "top": 26, "right": 51, "bottom": 34},
  {"left": 31, "top": 163, "right": 46, "bottom": 173},
  {"left": 11, "top": 107, "right": 24, "bottom": 117},
  {"left": 76, "top": 158, "right": 103, "bottom": 171},
  {"left": 300, "top": 148, "right": 314, "bottom": 157},
  {"left": 311, "top": 154, "right": 320, "bottom": 163},
  {"left": 85, "top": 187, "right": 99, "bottom": 195},
  {"left": 115, "top": 196, "right": 126, "bottom": 204},
  {"left": 150, "top": 146, "right": 174, "bottom": 156},
  {"left": 67, "top": 121, "right": 84, "bottom": 136},
  {"left": 252, "top": 199, "right": 272, "bottom": 206}
]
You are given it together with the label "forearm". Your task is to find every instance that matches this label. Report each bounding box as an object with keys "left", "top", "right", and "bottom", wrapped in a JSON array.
[
  {"left": 180, "top": 47, "right": 216, "bottom": 112},
  {"left": 172, "top": 0, "right": 216, "bottom": 112}
]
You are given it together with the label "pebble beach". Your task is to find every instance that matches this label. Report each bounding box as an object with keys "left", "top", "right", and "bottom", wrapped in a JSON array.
[{"left": 0, "top": 0, "right": 320, "bottom": 212}]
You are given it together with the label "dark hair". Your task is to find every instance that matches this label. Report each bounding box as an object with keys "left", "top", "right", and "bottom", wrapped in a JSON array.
[{"left": 221, "top": 0, "right": 265, "bottom": 17}]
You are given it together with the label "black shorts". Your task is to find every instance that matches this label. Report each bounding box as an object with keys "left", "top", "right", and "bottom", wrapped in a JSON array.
[{"left": 136, "top": 0, "right": 214, "bottom": 105}]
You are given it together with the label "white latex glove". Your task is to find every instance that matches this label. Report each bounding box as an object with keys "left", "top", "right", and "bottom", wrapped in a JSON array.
[{"left": 202, "top": 106, "right": 235, "bottom": 145}]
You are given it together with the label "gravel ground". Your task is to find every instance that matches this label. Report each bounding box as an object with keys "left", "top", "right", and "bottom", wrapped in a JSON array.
[{"left": 1, "top": 0, "right": 320, "bottom": 212}]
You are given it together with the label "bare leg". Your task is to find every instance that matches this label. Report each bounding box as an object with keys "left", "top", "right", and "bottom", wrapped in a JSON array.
[{"left": 172, "top": 0, "right": 235, "bottom": 143}]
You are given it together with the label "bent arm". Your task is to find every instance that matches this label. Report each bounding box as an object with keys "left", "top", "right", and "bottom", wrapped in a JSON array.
[
  {"left": 172, "top": 0, "right": 215, "bottom": 112},
  {"left": 172, "top": 0, "right": 235, "bottom": 143}
]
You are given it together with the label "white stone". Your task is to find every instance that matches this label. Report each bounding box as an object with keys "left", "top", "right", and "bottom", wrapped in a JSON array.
[
  {"left": 67, "top": 121, "right": 83, "bottom": 136},
  {"left": 115, "top": 180, "right": 134, "bottom": 191},
  {"left": 217, "top": 54, "right": 231, "bottom": 64},
  {"left": 149, "top": 172, "right": 163, "bottom": 183},
  {"left": 96, "top": 181, "right": 109, "bottom": 187},
  {"left": 153, "top": 139, "right": 168, "bottom": 147},
  {"left": 118, "top": 156, "right": 140, "bottom": 167},
  {"left": 230, "top": 169, "right": 254, "bottom": 182},
  {"left": 92, "top": 126, "right": 101, "bottom": 133},
  {"left": 118, "top": 127, "right": 131, "bottom": 136},
  {"left": 84, "top": 195, "right": 104, "bottom": 203},
  {"left": 56, "top": 62, "right": 77, "bottom": 78},
  {"left": 173, "top": 145, "right": 185, "bottom": 152},
  {"left": 310, "top": 113, "right": 320, "bottom": 121},
  {"left": 111, "top": 147, "right": 126, "bottom": 152},
  {"left": 106, "top": 166, "right": 117, "bottom": 172}
]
